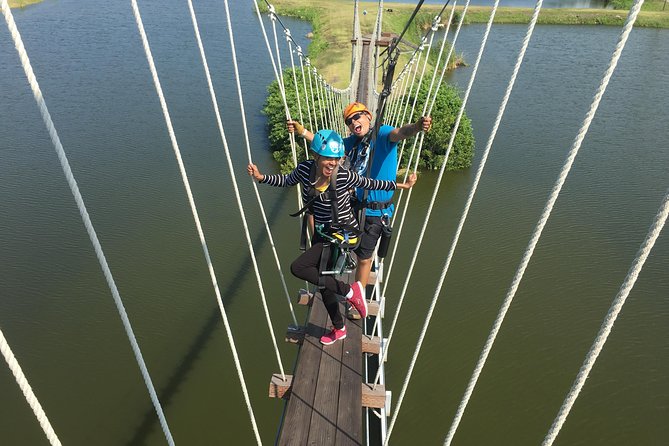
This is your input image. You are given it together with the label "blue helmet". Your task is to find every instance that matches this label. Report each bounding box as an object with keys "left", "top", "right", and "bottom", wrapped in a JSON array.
[{"left": 310, "top": 129, "right": 344, "bottom": 158}]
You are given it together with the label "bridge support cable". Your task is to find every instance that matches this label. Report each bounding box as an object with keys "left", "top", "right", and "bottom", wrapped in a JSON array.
[
  {"left": 286, "top": 32, "right": 309, "bottom": 160},
  {"left": 1, "top": 1, "right": 175, "bottom": 443},
  {"left": 209, "top": 3, "right": 297, "bottom": 329},
  {"left": 132, "top": 0, "right": 266, "bottom": 442},
  {"left": 193, "top": 0, "right": 298, "bottom": 369},
  {"left": 544, "top": 187, "right": 667, "bottom": 446},
  {"left": 254, "top": 3, "right": 305, "bottom": 225},
  {"left": 0, "top": 326, "right": 62, "bottom": 445},
  {"left": 387, "top": 62, "right": 414, "bottom": 128},
  {"left": 386, "top": 7, "right": 500, "bottom": 446},
  {"left": 269, "top": 10, "right": 299, "bottom": 170},
  {"left": 297, "top": 47, "right": 315, "bottom": 134},
  {"left": 375, "top": 0, "right": 547, "bottom": 439},
  {"left": 379, "top": 1, "right": 464, "bottom": 323},
  {"left": 380, "top": 0, "right": 492, "bottom": 417},
  {"left": 445, "top": 1, "right": 645, "bottom": 444}
]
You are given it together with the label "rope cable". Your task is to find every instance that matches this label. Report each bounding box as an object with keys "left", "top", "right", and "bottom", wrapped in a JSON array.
[
  {"left": 445, "top": 1, "right": 645, "bottom": 443},
  {"left": 543, "top": 187, "right": 667, "bottom": 446},
  {"left": 380, "top": 1, "right": 463, "bottom": 319},
  {"left": 386, "top": 5, "right": 497, "bottom": 444},
  {"left": 2, "top": 1, "right": 175, "bottom": 443},
  {"left": 132, "top": 0, "right": 267, "bottom": 442},
  {"left": 190, "top": 0, "right": 294, "bottom": 378},
  {"left": 0, "top": 327, "right": 62, "bottom": 446}
]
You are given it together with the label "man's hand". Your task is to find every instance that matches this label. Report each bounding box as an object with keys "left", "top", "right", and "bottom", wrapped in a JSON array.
[{"left": 417, "top": 116, "right": 432, "bottom": 133}]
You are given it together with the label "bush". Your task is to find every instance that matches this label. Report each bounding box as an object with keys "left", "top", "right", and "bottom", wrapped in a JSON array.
[{"left": 263, "top": 67, "right": 475, "bottom": 172}]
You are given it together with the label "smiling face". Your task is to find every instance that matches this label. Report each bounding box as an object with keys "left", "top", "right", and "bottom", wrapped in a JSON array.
[
  {"left": 316, "top": 155, "right": 339, "bottom": 179},
  {"left": 346, "top": 111, "right": 371, "bottom": 137}
]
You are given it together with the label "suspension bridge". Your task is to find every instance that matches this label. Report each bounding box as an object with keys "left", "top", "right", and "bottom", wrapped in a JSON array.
[{"left": 1, "top": 0, "right": 667, "bottom": 445}]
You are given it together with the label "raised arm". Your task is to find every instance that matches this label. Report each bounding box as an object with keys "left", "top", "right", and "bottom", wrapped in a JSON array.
[
  {"left": 287, "top": 120, "right": 314, "bottom": 143},
  {"left": 389, "top": 116, "right": 432, "bottom": 143},
  {"left": 247, "top": 163, "right": 302, "bottom": 187}
]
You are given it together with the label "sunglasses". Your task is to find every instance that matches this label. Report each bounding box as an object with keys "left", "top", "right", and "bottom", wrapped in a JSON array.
[{"left": 345, "top": 112, "right": 365, "bottom": 126}]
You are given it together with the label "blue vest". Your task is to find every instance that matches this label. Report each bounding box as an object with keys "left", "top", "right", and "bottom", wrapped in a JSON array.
[{"left": 344, "top": 125, "right": 398, "bottom": 218}]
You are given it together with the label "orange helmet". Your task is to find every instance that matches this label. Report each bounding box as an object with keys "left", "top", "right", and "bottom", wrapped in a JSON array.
[{"left": 343, "top": 102, "right": 372, "bottom": 121}]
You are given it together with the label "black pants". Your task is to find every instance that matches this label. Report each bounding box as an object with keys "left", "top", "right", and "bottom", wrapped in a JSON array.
[{"left": 290, "top": 242, "right": 350, "bottom": 330}]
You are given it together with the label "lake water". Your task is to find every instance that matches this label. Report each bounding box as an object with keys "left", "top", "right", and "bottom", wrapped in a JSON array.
[{"left": 1, "top": 1, "right": 667, "bottom": 445}]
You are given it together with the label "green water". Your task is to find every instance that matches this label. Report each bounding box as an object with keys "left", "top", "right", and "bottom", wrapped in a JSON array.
[{"left": 0, "top": 1, "right": 666, "bottom": 445}]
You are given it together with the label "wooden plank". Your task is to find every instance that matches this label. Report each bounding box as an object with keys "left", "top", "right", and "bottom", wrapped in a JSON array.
[
  {"left": 362, "top": 383, "right": 386, "bottom": 409},
  {"left": 269, "top": 373, "right": 292, "bottom": 399},
  {"left": 336, "top": 314, "right": 363, "bottom": 445},
  {"left": 307, "top": 302, "right": 344, "bottom": 445},
  {"left": 367, "top": 300, "right": 380, "bottom": 317},
  {"left": 361, "top": 335, "right": 381, "bottom": 355},
  {"left": 296, "top": 288, "right": 313, "bottom": 306},
  {"left": 278, "top": 293, "right": 328, "bottom": 446}
]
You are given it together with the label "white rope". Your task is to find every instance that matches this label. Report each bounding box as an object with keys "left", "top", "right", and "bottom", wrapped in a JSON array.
[
  {"left": 445, "top": 1, "right": 645, "bottom": 444},
  {"left": 381, "top": 3, "right": 460, "bottom": 306},
  {"left": 544, "top": 186, "right": 667, "bottom": 445},
  {"left": 269, "top": 10, "right": 299, "bottom": 169},
  {"left": 0, "top": 326, "right": 61, "bottom": 446},
  {"left": 287, "top": 34, "right": 309, "bottom": 160},
  {"left": 384, "top": 1, "right": 497, "bottom": 442},
  {"left": 377, "top": 4, "right": 469, "bottom": 386},
  {"left": 189, "top": 0, "right": 290, "bottom": 388},
  {"left": 382, "top": 0, "right": 544, "bottom": 436},
  {"left": 297, "top": 48, "right": 315, "bottom": 133},
  {"left": 217, "top": 3, "right": 298, "bottom": 329},
  {"left": 131, "top": 0, "right": 263, "bottom": 442},
  {"left": 1, "top": 1, "right": 176, "bottom": 443}
]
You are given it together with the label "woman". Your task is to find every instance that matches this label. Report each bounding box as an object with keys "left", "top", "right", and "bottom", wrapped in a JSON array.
[{"left": 247, "top": 129, "right": 417, "bottom": 345}]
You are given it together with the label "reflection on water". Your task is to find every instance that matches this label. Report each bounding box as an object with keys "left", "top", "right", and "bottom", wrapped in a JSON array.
[{"left": 0, "top": 0, "right": 667, "bottom": 445}]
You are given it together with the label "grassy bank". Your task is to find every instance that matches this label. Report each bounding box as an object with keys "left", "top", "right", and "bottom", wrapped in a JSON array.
[
  {"left": 9, "top": 0, "right": 42, "bottom": 8},
  {"left": 267, "top": 0, "right": 668, "bottom": 87}
]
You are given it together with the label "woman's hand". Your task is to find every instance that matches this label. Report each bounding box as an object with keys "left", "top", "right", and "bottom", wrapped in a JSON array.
[
  {"left": 247, "top": 163, "right": 264, "bottom": 182},
  {"left": 397, "top": 172, "right": 417, "bottom": 189}
]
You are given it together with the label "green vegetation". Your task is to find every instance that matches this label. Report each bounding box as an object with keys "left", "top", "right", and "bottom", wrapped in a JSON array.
[
  {"left": 267, "top": 0, "right": 669, "bottom": 83},
  {"left": 8, "top": 0, "right": 42, "bottom": 8},
  {"left": 263, "top": 67, "right": 475, "bottom": 172}
]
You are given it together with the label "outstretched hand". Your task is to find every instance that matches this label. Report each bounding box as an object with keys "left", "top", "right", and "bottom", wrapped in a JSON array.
[
  {"left": 247, "top": 163, "right": 264, "bottom": 182},
  {"left": 397, "top": 172, "right": 418, "bottom": 190},
  {"left": 417, "top": 116, "right": 432, "bottom": 133},
  {"left": 287, "top": 120, "right": 305, "bottom": 136}
]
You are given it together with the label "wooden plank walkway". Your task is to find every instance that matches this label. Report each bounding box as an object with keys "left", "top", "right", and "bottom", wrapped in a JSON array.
[{"left": 276, "top": 291, "right": 364, "bottom": 446}]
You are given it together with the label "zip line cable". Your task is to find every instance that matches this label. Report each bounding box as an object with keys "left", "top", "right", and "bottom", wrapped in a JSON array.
[
  {"left": 1, "top": 1, "right": 175, "bottom": 444},
  {"left": 543, "top": 186, "right": 667, "bottom": 446},
  {"left": 131, "top": 0, "right": 264, "bottom": 442},
  {"left": 445, "top": 1, "right": 645, "bottom": 444}
]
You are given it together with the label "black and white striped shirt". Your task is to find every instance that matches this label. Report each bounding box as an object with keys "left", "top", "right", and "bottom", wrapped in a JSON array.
[{"left": 261, "top": 160, "right": 396, "bottom": 229}]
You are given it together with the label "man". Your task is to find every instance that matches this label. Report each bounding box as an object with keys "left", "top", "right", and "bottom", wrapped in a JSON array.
[{"left": 288, "top": 102, "right": 432, "bottom": 289}]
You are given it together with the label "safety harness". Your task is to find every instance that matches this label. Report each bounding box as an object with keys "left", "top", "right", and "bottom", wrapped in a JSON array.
[{"left": 290, "top": 161, "right": 361, "bottom": 279}]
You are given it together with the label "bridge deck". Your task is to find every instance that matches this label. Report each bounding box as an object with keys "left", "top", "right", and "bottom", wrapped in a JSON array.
[{"left": 277, "top": 289, "right": 364, "bottom": 446}]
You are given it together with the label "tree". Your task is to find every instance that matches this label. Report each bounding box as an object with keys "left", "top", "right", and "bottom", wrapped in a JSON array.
[{"left": 263, "top": 67, "right": 475, "bottom": 172}]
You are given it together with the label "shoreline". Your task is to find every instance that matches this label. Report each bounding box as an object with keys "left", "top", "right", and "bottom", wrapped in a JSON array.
[
  {"left": 8, "top": 0, "right": 42, "bottom": 8},
  {"left": 268, "top": 0, "right": 668, "bottom": 87}
]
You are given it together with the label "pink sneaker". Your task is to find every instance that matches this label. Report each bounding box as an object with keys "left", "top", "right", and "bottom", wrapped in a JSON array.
[
  {"left": 320, "top": 326, "right": 347, "bottom": 345},
  {"left": 347, "top": 281, "right": 367, "bottom": 318}
]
